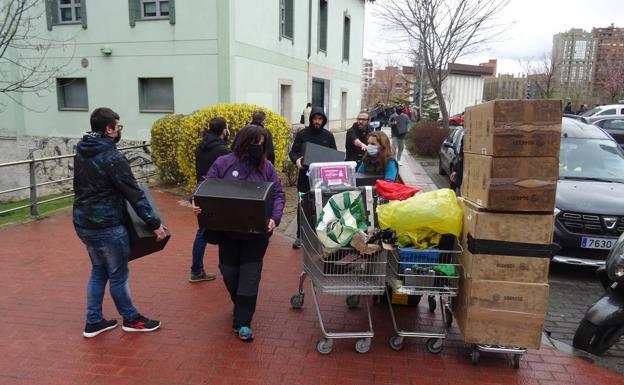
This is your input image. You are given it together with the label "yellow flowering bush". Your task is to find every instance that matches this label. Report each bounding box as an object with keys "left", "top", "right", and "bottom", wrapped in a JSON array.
[
  {"left": 151, "top": 104, "right": 291, "bottom": 191},
  {"left": 150, "top": 114, "right": 185, "bottom": 184}
]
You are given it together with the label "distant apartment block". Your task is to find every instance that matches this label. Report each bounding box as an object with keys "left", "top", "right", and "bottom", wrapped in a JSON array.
[
  {"left": 592, "top": 25, "right": 624, "bottom": 101},
  {"left": 553, "top": 28, "right": 595, "bottom": 99}
]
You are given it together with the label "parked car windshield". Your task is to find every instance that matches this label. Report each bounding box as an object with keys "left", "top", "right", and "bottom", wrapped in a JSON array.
[{"left": 560, "top": 138, "right": 624, "bottom": 182}]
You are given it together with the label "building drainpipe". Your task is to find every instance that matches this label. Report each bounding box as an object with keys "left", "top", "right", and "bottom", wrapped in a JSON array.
[{"left": 307, "top": 0, "right": 312, "bottom": 104}]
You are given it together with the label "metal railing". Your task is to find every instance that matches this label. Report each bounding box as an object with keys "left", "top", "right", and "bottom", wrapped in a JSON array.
[{"left": 0, "top": 144, "right": 154, "bottom": 217}]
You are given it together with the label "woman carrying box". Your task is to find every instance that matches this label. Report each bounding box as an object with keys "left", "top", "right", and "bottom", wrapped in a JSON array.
[
  {"left": 193, "top": 125, "right": 285, "bottom": 341},
  {"left": 356, "top": 131, "right": 399, "bottom": 181}
]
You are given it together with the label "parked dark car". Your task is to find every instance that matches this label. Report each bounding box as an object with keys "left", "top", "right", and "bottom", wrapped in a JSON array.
[
  {"left": 591, "top": 118, "right": 624, "bottom": 147},
  {"left": 552, "top": 118, "right": 624, "bottom": 266},
  {"left": 438, "top": 126, "right": 463, "bottom": 178},
  {"left": 448, "top": 113, "right": 464, "bottom": 126}
]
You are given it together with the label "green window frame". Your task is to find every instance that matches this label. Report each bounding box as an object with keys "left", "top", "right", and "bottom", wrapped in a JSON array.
[
  {"left": 318, "top": 0, "right": 327, "bottom": 53},
  {"left": 45, "top": 0, "right": 87, "bottom": 30},
  {"left": 280, "top": 0, "right": 294, "bottom": 41},
  {"left": 342, "top": 13, "right": 350, "bottom": 62},
  {"left": 128, "top": 0, "right": 176, "bottom": 27}
]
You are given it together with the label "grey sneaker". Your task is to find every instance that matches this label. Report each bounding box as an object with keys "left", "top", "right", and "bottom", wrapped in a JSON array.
[
  {"left": 189, "top": 270, "right": 217, "bottom": 283},
  {"left": 292, "top": 238, "right": 303, "bottom": 249}
]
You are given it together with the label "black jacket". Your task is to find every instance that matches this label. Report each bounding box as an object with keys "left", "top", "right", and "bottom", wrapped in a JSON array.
[
  {"left": 345, "top": 122, "right": 369, "bottom": 163},
  {"left": 288, "top": 107, "right": 336, "bottom": 192},
  {"left": 195, "top": 131, "right": 231, "bottom": 183},
  {"left": 73, "top": 132, "right": 161, "bottom": 230}
]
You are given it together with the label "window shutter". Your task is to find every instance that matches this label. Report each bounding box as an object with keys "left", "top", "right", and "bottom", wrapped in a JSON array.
[
  {"left": 45, "top": 0, "right": 58, "bottom": 31},
  {"left": 81, "top": 0, "right": 87, "bottom": 29},
  {"left": 284, "top": 0, "right": 293, "bottom": 39},
  {"left": 128, "top": 0, "right": 140, "bottom": 27},
  {"left": 169, "top": 0, "right": 176, "bottom": 25}
]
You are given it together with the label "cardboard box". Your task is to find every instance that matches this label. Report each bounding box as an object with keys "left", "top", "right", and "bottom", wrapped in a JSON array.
[
  {"left": 194, "top": 179, "right": 274, "bottom": 234},
  {"left": 464, "top": 99, "right": 562, "bottom": 157},
  {"left": 125, "top": 187, "right": 171, "bottom": 261},
  {"left": 455, "top": 277, "right": 548, "bottom": 348},
  {"left": 463, "top": 154, "right": 558, "bottom": 212},
  {"left": 459, "top": 198, "right": 553, "bottom": 283}
]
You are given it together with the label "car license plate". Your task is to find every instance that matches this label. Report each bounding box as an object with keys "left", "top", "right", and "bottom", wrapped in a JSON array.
[{"left": 581, "top": 237, "right": 615, "bottom": 250}]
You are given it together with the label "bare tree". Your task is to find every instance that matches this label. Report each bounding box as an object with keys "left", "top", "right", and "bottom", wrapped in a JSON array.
[
  {"left": 520, "top": 51, "right": 561, "bottom": 99},
  {"left": 0, "top": 0, "right": 74, "bottom": 97},
  {"left": 376, "top": 0, "right": 510, "bottom": 129}
]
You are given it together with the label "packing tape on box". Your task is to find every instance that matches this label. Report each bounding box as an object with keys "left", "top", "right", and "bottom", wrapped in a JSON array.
[
  {"left": 486, "top": 178, "right": 557, "bottom": 189},
  {"left": 467, "top": 234, "right": 559, "bottom": 258}
]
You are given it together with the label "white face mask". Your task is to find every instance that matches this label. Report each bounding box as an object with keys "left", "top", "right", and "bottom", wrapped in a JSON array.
[{"left": 367, "top": 145, "right": 378, "bottom": 156}]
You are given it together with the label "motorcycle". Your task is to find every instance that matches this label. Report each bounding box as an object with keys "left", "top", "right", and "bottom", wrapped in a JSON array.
[{"left": 572, "top": 232, "right": 624, "bottom": 355}]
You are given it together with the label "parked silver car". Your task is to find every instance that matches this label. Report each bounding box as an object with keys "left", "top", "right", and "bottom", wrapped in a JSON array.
[
  {"left": 581, "top": 104, "right": 624, "bottom": 124},
  {"left": 591, "top": 118, "right": 624, "bottom": 147}
]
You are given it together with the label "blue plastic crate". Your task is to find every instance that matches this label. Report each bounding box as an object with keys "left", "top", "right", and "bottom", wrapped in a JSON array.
[{"left": 398, "top": 247, "right": 441, "bottom": 273}]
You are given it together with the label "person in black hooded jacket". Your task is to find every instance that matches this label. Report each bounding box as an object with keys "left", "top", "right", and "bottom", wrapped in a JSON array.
[
  {"left": 288, "top": 106, "right": 336, "bottom": 248},
  {"left": 73, "top": 107, "right": 166, "bottom": 338},
  {"left": 189, "top": 117, "right": 231, "bottom": 283}
]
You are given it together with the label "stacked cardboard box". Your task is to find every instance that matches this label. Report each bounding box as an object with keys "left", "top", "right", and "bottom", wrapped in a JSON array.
[{"left": 455, "top": 99, "right": 561, "bottom": 349}]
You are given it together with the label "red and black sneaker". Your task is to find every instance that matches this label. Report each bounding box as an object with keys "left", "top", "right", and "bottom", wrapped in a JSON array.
[{"left": 122, "top": 314, "right": 161, "bottom": 333}]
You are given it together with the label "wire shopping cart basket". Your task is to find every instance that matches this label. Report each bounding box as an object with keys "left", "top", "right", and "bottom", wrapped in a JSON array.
[
  {"left": 290, "top": 187, "right": 387, "bottom": 354},
  {"left": 385, "top": 242, "right": 462, "bottom": 353}
]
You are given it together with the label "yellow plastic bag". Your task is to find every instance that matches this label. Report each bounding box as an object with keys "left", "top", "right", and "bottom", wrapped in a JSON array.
[{"left": 377, "top": 188, "right": 463, "bottom": 248}]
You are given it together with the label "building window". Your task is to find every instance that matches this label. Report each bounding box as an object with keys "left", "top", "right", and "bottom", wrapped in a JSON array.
[
  {"left": 58, "top": 0, "right": 81, "bottom": 23},
  {"left": 574, "top": 40, "right": 587, "bottom": 60},
  {"left": 141, "top": 0, "right": 169, "bottom": 18},
  {"left": 128, "top": 0, "right": 175, "bottom": 26},
  {"left": 342, "top": 15, "right": 350, "bottom": 62},
  {"left": 318, "top": 0, "right": 328, "bottom": 52},
  {"left": 45, "top": 0, "right": 87, "bottom": 29},
  {"left": 57, "top": 78, "right": 88, "bottom": 110},
  {"left": 280, "top": 0, "right": 294, "bottom": 40},
  {"left": 139, "top": 78, "right": 174, "bottom": 113}
]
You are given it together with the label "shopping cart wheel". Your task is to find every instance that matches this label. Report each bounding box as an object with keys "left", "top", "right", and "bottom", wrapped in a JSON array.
[
  {"left": 426, "top": 338, "right": 443, "bottom": 354},
  {"left": 290, "top": 294, "right": 304, "bottom": 309},
  {"left": 389, "top": 335, "right": 404, "bottom": 351},
  {"left": 471, "top": 348, "right": 480, "bottom": 365},
  {"left": 354, "top": 338, "right": 372, "bottom": 354},
  {"left": 428, "top": 296, "right": 437, "bottom": 312},
  {"left": 346, "top": 295, "right": 360, "bottom": 308},
  {"left": 511, "top": 353, "right": 522, "bottom": 369},
  {"left": 444, "top": 306, "right": 453, "bottom": 328},
  {"left": 316, "top": 338, "right": 333, "bottom": 355}
]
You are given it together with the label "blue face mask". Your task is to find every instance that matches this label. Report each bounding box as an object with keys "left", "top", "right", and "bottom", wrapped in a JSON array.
[{"left": 367, "top": 145, "right": 378, "bottom": 156}]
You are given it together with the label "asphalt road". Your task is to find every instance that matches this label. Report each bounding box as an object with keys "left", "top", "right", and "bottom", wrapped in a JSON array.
[{"left": 420, "top": 158, "right": 624, "bottom": 375}]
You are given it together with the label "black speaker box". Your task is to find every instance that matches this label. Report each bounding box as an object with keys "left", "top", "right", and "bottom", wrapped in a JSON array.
[
  {"left": 125, "top": 186, "right": 171, "bottom": 261},
  {"left": 302, "top": 142, "right": 345, "bottom": 166},
  {"left": 355, "top": 172, "right": 382, "bottom": 187},
  {"left": 194, "top": 179, "right": 274, "bottom": 234}
]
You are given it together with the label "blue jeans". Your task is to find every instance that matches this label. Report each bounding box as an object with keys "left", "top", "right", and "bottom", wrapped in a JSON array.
[
  {"left": 191, "top": 227, "right": 207, "bottom": 274},
  {"left": 75, "top": 225, "right": 139, "bottom": 324}
]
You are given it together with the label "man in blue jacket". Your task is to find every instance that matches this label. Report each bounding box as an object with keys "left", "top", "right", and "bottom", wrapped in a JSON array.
[{"left": 73, "top": 107, "right": 166, "bottom": 338}]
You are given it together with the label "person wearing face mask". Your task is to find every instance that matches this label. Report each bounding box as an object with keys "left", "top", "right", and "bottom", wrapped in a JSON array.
[
  {"left": 73, "top": 107, "right": 166, "bottom": 338},
  {"left": 196, "top": 125, "right": 285, "bottom": 341},
  {"left": 288, "top": 107, "right": 337, "bottom": 249},
  {"left": 189, "top": 117, "right": 232, "bottom": 283},
  {"left": 345, "top": 111, "right": 371, "bottom": 163},
  {"left": 356, "top": 131, "right": 398, "bottom": 181}
]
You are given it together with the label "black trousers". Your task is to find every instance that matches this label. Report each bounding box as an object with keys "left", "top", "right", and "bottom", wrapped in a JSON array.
[{"left": 218, "top": 236, "right": 269, "bottom": 329}]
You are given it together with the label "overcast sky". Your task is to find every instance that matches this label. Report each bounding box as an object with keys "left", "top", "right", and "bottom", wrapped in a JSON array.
[{"left": 363, "top": 0, "right": 621, "bottom": 75}]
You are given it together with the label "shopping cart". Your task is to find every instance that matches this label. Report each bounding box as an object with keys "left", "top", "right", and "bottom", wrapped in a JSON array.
[
  {"left": 291, "top": 197, "right": 387, "bottom": 354},
  {"left": 385, "top": 243, "right": 461, "bottom": 353}
]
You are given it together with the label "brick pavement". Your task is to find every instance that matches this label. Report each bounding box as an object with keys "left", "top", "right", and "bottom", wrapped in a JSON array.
[{"left": 1, "top": 190, "right": 623, "bottom": 385}]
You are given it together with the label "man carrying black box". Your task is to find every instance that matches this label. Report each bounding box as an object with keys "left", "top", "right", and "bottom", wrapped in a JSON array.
[
  {"left": 189, "top": 117, "right": 231, "bottom": 283},
  {"left": 288, "top": 107, "right": 336, "bottom": 248},
  {"left": 73, "top": 107, "right": 166, "bottom": 338}
]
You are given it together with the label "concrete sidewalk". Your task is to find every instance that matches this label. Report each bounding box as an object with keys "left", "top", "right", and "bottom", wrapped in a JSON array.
[{"left": 0, "top": 188, "right": 622, "bottom": 385}]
